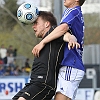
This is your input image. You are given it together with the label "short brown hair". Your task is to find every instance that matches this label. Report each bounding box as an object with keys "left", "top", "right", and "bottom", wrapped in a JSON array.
[
  {"left": 38, "top": 11, "right": 57, "bottom": 26},
  {"left": 79, "top": 0, "right": 85, "bottom": 6}
]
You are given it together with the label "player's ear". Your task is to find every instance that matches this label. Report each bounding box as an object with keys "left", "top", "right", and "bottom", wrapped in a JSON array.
[{"left": 45, "top": 21, "right": 50, "bottom": 28}]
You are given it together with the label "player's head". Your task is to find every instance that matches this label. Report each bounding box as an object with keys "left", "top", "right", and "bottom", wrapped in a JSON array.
[
  {"left": 38, "top": 11, "right": 57, "bottom": 26},
  {"left": 32, "top": 11, "right": 57, "bottom": 38},
  {"left": 64, "top": 0, "right": 85, "bottom": 8}
]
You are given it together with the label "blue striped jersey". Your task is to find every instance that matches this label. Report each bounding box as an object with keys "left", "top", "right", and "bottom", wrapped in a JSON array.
[{"left": 60, "top": 6, "right": 85, "bottom": 71}]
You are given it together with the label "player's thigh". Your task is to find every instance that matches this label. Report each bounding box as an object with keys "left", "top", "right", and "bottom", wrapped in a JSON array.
[
  {"left": 12, "top": 82, "right": 47, "bottom": 100},
  {"left": 19, "top": 82, "right": 55, "bottom": 100},
  {"left": 12, "top": 83, "right": 29, "bottom": 100},
  {"left": 54, "top": 92, "right": 71, "bottom": 100},
  {"left": 18, "top": 97, "right": 26, "bottom": 100}
]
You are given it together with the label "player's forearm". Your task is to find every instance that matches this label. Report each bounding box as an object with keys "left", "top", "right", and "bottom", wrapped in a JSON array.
[
  {"left": 41, "top": 23, "right": 69, "bottom": 45},
  {"left": 63, "top": 32, "right": 77, "bottom": 42}
]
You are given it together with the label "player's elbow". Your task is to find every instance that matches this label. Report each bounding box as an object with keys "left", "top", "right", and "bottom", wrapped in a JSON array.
[{"left": 60, "top": 23, "right": 69, "bottom": 33}]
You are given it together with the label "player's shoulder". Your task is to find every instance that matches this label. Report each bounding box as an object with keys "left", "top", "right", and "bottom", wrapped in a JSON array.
[
  {"left": 65, "top": 6, "right": 81, "bottom": 16},
  {"left": 72, "top": 6, "right": 81, "bottom": 15}
]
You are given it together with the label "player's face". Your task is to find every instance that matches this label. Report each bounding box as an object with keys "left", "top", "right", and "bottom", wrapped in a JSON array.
[
  {"left": 32, "top": 17, "right": 47, "bottom": 38},
  {"left": 64, "top": 0, "right": 78, "bottom": 8}
]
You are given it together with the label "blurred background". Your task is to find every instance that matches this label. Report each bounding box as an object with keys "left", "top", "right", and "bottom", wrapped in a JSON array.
[{"left": 0, "top": 0, "right": 100, "bottom": 100}]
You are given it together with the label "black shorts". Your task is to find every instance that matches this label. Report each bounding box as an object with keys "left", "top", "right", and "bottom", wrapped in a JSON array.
[{"left": 12, "top": 82, "right": 55, "bottom": 100}]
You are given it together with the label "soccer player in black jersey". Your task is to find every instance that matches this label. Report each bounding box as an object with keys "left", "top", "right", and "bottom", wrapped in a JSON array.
[{"left": 12, "top": 11, "right": 79, "bottom": 100}]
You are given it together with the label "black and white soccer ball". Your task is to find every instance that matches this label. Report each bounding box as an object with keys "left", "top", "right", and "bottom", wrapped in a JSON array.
[{"left": 17, "top": 3, "right": 39, "bottom": 24}]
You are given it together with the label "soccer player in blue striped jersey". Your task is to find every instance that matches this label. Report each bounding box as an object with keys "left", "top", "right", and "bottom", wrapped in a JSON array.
[{"left": 32, "top": 0, "right": 86, "bottom": 100}]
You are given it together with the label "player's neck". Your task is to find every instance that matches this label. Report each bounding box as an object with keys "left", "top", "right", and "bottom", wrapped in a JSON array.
[{"left": 68, "top": 2, "right": 79, "bottom": 8}]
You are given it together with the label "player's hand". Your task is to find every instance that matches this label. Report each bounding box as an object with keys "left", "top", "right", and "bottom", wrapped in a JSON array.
[
  {"left": 64, "top": 33, "right": 80, "bottom": 50},
  {"left": 32, "top": 42, "right": 45, "bottom": 57},
  {"left": 68, "top": 40, "right": 80, "bottom": 50}
]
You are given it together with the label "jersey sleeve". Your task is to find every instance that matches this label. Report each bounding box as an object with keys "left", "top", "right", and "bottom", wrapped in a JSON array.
[{"left": 60, "top": 8, "right": 80, "bottom": 28}]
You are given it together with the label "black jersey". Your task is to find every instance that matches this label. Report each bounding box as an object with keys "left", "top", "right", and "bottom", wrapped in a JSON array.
[
  {"left": 12, "top": 26, "right": 65, "bottom": 100},
  {"left": 30, "top": 26, "right": 65, "bottom": 89}
]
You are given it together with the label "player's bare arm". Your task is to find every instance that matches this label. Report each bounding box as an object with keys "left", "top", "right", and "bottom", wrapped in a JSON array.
[
  {"left": 32, "top": 31, "right": 80, "bottom": 57},
  {"left": 32, "top": 23, "right": 69, "bottom": 57},
  {"left": 41, "top": 23, "right": 69, "bottom": 45},
  {"left": 63, "top": 32, "right": 80, "bottom": 50}
]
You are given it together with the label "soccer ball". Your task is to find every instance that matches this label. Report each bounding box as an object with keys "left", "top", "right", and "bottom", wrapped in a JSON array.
[{"left": 17, "top": 3, "right": 39, "bottom": 24}]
